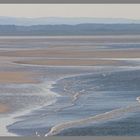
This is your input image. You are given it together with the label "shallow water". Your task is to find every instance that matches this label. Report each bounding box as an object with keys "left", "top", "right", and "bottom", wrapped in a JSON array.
[{"left": 7, "top": 68, "right": 140, "bottom": 136}]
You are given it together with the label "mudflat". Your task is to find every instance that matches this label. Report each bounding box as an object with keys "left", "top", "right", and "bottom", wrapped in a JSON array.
[
  {"left": 0, "top": 71, "right": 38, "bottom": 84},
  {"left": 1, "top": 49, "right": 140, "bottom": 58},
  {"left": 0, "top": 103, "right": 9, "bottom": 113}
]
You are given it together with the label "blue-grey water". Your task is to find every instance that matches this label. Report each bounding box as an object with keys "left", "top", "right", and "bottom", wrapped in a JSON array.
[{"left": 7, "top": 68, "right": 140, "bottom": 136}]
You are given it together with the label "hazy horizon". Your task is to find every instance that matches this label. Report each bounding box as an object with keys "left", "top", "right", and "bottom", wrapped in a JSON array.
[
  {"left": 0, "top": 4, "right": 140, "bottom": 20},
  {"left": 0, "top": 16, "right": 140, "bottom": 21}
]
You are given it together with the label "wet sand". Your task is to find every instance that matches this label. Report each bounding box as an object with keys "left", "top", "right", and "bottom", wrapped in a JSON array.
[
  {"left": 8, "top": 47, "right": 140, "bottom": 66},
  {"left": 2, "top": 47, "right": 140, "bottom": 66},
  {"left": 1, "top": 35, "right": 140, "bottom": 67},
  {"left": 0, "top": 103, "right": 9, "bottom": 113},
  {"left": 0, "top": 71, "right": 38, "bottom": 84},
  {"left": 14, "top": 59, "right": 124, "bottom": 66},
  {"left": 1, "top": 49, "right": 140, "bottom": 58}
]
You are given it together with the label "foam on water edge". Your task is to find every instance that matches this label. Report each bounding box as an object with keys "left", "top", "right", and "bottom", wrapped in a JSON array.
[{"left": 0, "top": 81, "right": 60, "bottom": 136}]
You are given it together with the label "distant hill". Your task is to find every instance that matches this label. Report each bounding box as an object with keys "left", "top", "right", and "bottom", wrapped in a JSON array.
[
  {"left": 1, "top": 24, "right": 140, "bottom": 36},
  {"left": 0, "top": 17, "right": 140, "bottom": 26}
]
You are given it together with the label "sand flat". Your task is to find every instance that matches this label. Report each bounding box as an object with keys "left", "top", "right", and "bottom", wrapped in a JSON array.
[
  {"left": 0, "top": 71, "right": 38, "bottom": 84},
  {"left": 1, "top": 49, "right": 140, "bottom": 58},
  {"left": 0, "top": 103, "right": 9, "bottom": 113}
]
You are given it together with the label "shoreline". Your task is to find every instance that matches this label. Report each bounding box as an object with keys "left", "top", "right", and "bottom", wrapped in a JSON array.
[{"left": 0, "top": 80, "right": 59, "bottom": 136}]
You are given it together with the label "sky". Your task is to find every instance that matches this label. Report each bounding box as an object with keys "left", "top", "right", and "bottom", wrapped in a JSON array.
[{"left": 0, "top": 4, "right": 140, "bottom": 19}]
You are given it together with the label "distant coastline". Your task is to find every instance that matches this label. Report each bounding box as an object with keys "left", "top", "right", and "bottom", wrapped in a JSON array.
[{"left": 1, "top": 24, "right": 140, "bottom": 36}]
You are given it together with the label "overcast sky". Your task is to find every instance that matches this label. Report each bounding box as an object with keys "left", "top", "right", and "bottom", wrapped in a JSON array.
[{"left": 0, "top": 4, "right": 140, "bottom": 19}]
